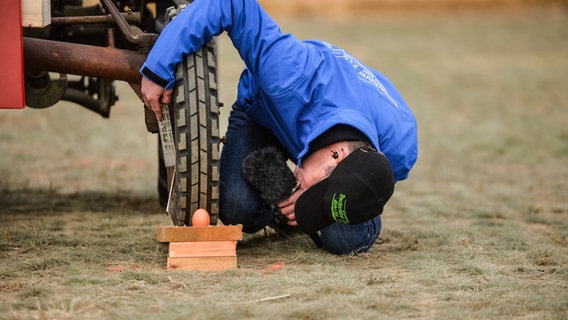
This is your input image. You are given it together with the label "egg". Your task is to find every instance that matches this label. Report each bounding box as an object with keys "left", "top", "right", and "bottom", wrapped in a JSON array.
[{"left": 191, "top": 208, "right": 210, "bottom": 227}]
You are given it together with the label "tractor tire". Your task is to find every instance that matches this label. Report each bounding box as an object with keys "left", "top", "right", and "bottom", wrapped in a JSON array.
[{"left": 157, "top": 3, "right": 220, "bottom": 226}]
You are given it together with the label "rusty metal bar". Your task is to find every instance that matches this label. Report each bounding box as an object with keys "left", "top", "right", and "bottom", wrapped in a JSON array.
[
  {"left": 50, "top": 12, "right": 141, "bottom": 25},
  {"left": 23, "top": 37, "right": 146, "bottom": 84},
  {"left": 100, "top": 0, "right": 157, "bottom": 46}
]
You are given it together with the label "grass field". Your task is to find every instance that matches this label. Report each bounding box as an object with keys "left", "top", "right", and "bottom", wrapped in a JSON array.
[{"left": 1, "top": 7, "right": 567, "bottom": 320}]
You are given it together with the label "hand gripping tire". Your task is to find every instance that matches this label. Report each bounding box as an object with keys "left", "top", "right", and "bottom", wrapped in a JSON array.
[{"left": 158, "top": 3, "right": 220, "bottom": 226}]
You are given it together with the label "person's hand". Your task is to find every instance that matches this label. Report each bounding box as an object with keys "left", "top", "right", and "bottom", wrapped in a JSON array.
[
  {"left": 277, "top": 187, "right": 305, "bottom": 226},
  {"left": 141, "top": 76, "right": 173, "bottom": 121}
]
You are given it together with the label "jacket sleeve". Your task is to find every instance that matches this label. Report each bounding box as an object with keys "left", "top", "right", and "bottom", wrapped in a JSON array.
[{"left": 140, "top": 0, "right": 309, "bottom": 92}]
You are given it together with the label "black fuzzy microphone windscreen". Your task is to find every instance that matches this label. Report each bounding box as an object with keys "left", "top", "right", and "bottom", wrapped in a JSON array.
[{"left": 242, "top": 147, "right": 297, "bottom": 205}]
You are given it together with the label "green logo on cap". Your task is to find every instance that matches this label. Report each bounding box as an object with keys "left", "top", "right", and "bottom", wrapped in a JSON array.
[{"left": 331, "top": 193, "right": 349, "bottom": 224}]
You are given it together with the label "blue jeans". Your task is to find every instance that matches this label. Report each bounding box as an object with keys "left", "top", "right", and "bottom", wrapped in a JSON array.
[
  {"left": 219, "top": 106, "right": 382, "bottom": 254},
  {"left": 319, "top": 215, "right": 382, "bottom": 254}
]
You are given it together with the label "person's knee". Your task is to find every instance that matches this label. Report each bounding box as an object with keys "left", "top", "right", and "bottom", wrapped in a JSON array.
[
  {"left": 219, "top": 193, "right": 272, "bottom": 233},
  {"left": 320, "top": 231, "right": 373, "bottom": 255},
  {"left": 219, "top": 193, "right": 250, "bottom": 225},
  {"left": 319, "top": 216, "right": 382, "bottom": 255}
]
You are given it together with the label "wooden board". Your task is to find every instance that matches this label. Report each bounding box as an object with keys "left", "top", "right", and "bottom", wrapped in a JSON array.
[
  {"left": 155, "top": 225, "right": 242, "bottom": 243},
  {"left": 169, "top": 241, "right": 237, "bottom": 258},
  {"left": 167, "top": 256, "right": 237, "bottom": 271},
  {"left": 22, "top": 0, "right": 51, "bottom": 28}
]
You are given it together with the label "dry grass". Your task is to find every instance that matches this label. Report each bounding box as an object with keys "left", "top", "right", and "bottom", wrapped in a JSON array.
[{"left": 1, "top": 8, "right": 567, "bottom": 320}]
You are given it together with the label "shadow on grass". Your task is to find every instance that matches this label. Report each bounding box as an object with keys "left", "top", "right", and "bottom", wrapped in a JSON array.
[{"left": 0, "top": 187, "right": 161, "bottom": 216}]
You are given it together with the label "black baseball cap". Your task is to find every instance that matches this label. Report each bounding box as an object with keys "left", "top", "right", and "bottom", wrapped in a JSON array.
[{"left": 295, "top": 147, "right": 395, "bottom": 234}]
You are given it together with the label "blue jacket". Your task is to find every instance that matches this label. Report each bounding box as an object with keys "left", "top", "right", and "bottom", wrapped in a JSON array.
[{"left": 140, "top": 0, "right": 418, "bottom": 181}]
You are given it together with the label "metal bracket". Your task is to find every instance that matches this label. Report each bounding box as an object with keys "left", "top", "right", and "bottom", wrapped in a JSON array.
[
  {"left": 25, "top": 73, "right": 68, "bottom": 109},
  {"left": 100, "top": 0, "right": 158, "bottom": 46}
]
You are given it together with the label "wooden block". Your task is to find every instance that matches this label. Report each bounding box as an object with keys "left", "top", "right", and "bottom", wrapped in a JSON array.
[
  {"left": 22, "top": 0, "right": 51, "bottom": 27},
  {"left": 155, "top": 225, "right": 242, "bottom": 243},
  {"left": 169, "top": 241, "right": 237, "bottom": 258},
  {"left": 167, "top": 256, "right": 237, "bottom": 271}
]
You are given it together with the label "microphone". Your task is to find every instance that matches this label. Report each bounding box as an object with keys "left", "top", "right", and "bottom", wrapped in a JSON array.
[
  {"left": 242, "top": 146, "right": 297, "bottom": 205},
  {"left": 242, "top": 147, "right": 324, "bottom": 248}
]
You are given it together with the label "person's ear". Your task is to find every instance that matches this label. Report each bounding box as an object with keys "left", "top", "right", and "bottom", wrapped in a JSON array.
[{"left": 329, "top": 146, "right": 345, "bottom": 164}]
